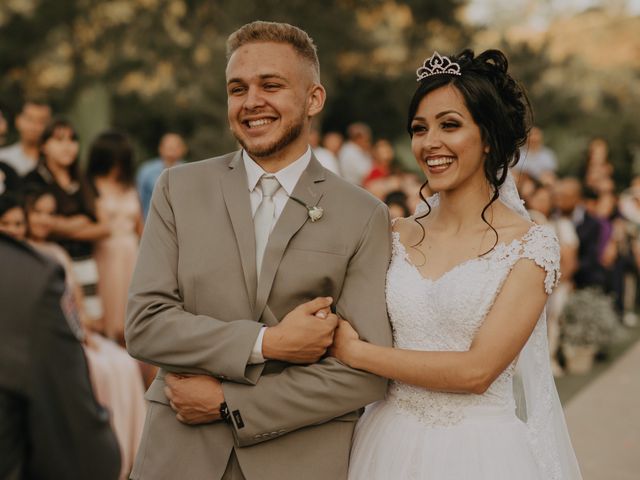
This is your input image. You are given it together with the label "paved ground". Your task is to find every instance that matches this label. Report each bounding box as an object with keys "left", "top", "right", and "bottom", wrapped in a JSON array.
[{"left": 563, "top": 338, "right": 640, "bottom": 479}]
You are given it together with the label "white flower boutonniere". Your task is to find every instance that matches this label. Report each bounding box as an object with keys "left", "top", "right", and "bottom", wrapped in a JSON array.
[
  {"left": 290, "top": 196, "right": 324, "bottom": 222},
  {"left": 308, "top": 205, "right": 324, "bottom": 222}
]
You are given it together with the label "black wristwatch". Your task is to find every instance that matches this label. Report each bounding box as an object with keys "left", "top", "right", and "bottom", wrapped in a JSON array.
[{"left": 220, "top": 402, "right": 231, "bottom": 424}]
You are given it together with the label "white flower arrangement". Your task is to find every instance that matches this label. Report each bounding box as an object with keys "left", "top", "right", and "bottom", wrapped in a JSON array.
[{"left": 561, "top": 288, "right": 620, "bottom": 347}]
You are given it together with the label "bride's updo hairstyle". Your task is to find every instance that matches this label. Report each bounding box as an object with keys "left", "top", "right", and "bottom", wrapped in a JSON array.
[{"left": 408, "top": 49, "right": 532, "bottom": 253}]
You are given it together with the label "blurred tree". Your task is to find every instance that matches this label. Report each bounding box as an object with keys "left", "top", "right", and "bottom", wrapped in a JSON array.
[
  {"left": 321, "top": 0, "right": 470, "bottom": 141},
  {"left": 486, "top": 8, "right": 640, "bottom": 188},
  {"left": 0, "top": 0, "right": 468, "bottom": 163}
]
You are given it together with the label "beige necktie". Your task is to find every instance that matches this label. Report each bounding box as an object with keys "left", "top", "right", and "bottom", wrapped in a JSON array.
[{"left": 254, "top": 175, "right": 281, "bottom": 276}]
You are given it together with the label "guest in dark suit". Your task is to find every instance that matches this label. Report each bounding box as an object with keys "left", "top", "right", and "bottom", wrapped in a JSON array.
[
  {"left": 0, "top": 233, "right": 120, "bottom": 480},
  {"left": 555, "top": 177, "right": 606, "bottom": 289}
]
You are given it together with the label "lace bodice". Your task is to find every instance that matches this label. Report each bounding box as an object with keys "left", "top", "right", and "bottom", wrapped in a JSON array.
[{"left": 386, "top": 223, "right": 560, "bottom": 427}]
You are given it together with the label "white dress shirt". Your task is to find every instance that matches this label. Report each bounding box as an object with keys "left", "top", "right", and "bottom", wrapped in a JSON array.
[
  {"left": 242, "top": 147, "right": 312, "bottom": 364},
  {"left": 0, "top": 143, "right": 37, "bottom": 176}
]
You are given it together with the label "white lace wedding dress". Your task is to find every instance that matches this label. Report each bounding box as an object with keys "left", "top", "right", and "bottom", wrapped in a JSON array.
[{"left": 349, "top": 186, "right": 582, "bottom": 479}]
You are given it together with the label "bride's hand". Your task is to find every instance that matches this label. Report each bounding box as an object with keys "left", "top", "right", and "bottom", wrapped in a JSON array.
[{"left": 328, "top": 319, "right": 360, "bottom": 367}]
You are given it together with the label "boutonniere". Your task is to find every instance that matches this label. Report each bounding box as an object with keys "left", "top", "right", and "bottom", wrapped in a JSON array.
[{"left": 289, "top": 196, "right": 324, "bottom": 222}]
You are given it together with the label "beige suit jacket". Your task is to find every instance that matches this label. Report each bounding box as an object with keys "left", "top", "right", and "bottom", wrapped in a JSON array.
[{"left": 125, "top": 151, "right": 392, "bottom": 480}]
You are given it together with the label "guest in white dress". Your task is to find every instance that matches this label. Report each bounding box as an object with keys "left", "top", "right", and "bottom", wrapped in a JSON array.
[{"left": 331, "top": 50, "right": 582, "bottom": 479}]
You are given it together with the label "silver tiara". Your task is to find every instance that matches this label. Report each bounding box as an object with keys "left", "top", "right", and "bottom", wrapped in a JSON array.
[{"left": 416, "top": 52, "right": 461, "bottom": 82}]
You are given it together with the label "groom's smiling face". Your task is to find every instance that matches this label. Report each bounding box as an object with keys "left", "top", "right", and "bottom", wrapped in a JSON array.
[{"left": 226, "top": 41, "right": 324, "bottom": 168}]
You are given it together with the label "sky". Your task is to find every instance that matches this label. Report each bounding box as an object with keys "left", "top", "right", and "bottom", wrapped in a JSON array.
[{"left": 465, "top": 0, "right": 640, "bottom": 29}]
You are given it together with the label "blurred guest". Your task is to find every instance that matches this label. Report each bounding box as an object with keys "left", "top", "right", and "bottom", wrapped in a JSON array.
[
  {"left": 87, "top": 131, "right": 143, "bottom": 342},
  {"left": 0, "top": 107, "right": 7, "bottom": 145},
  {"left": 22, "top": 185, "right": 146, "bottom": 480},
  {"left": 363, "top": 139, "right": 401, "bottom": 200},
  {"left": 0, "top": 162, "right": 22, "bottom": 195},
  {"left": 594, "top": 192, "right": 618, "bottom": 268},
  {"left": 0, "top": 232, "right": 120, "bottom": 480},
  {"left": 384, "top": 190, "right": 410, "bottom": 220},
  {"left": 526, "top": 180, "right": 552, "bottom": 225},
  {"left": 618, "top": 183, "right": 640, "bottom": 326},
  {"left": 555, "top": 177, "right": 605, "bottom": 289},
  {"left": 513, "top": 170, "right": 537, "bottom": 205},
  {"left": 618, "top": 181, "right": 640, "bottom": 227},
  {"left": 322, "top": 130, "right": 343, "bottom": 158},
  {"left": 338, "top": 122, "right": 373, "bottom": 185},
  {"left": 582, "top": 137, "right": 614, "bottom": 193},
  {"left": 0, "top": 193, "right": 27, "bottom": 239},
  {"left": 136, "top": 132, "right": 187, "bottom": 219},
  {"left": 398, "top": 171, "right": 425, "bottom": 214},
  {"left": 530, "top": 181, "right": 579, "bottom": 376},
  {"left": 309, "top": 127, "right": 340, "bottom": 174},
  {"left": 364, "top": 139, "right": 394, "bottom": 186},
  {"left": 0, "top": 100, "right": 52, "bottom": 176},
  {"left": 594, "top": 190, "right": 636, "bottom": 321},
  {"left": 514, "top": 126, "right": 557, "bottom": 181},
  {"left": 24, "top": 118, "right": 110, "bottom": 325}
]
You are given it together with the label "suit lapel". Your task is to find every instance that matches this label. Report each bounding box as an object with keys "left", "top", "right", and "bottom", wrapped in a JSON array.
[
  {"left": 221, "top": 151, "right": 258, "bottom": 311},
  {"left": 254, "top": 156, "right": 327, "bottom": 320}
]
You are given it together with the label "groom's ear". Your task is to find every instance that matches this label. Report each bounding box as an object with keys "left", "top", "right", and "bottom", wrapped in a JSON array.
[{"left": 307, "top": 83, "right": 326, "bottom": 118}]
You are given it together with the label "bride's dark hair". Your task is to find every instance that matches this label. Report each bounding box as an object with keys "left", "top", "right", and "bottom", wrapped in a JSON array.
[{"left": 408, "top": 49, "right": 532, "bottom": 254}]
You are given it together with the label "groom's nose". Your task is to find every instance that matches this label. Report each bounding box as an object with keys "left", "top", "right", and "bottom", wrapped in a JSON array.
[{"left": 244, "top": 86, "right": 266, "bottom": 111}]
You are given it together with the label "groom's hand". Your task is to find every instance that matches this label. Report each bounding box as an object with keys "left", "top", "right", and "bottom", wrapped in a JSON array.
[
  {"left": 164, "top": 373, "right": 224, "bottom": 425},
  {"left": 262, "top": 297, "right": 339, "bottom": 364}
]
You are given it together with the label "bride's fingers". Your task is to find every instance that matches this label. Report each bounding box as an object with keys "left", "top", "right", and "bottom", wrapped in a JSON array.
[{"left": 339, "top": 319, "right": 352, "bottom": 330}]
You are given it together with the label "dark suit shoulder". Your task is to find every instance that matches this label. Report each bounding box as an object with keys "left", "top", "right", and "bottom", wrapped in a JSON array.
[
  {"left": 0, "top": 234, "right": 65, "bottom": 324},
  {"left": 0, "top": 233, "right": 61, "bottom": 279},
  {"left": 0, "top": 234, "right": 65, "bottom": 392}
]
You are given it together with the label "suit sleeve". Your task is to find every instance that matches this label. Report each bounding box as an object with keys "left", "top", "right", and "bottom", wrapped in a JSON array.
[
  {"left": 28, "top": 264, "right": 121, "bottom": 480},
  {"left": 222, "top": 202, "right": 393, "bottom": 447},
  {"left": 125, "top": 170, "right": 264, "bottom": 384}
]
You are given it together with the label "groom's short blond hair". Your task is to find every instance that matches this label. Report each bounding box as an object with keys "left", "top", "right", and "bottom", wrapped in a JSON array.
[{"left": 226, "top": 21, "right": 320, "bottom": 82}]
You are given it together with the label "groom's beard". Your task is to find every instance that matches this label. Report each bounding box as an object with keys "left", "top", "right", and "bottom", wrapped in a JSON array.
[{"left": 234, "top": 112, "right": 305, "bottom": 159}]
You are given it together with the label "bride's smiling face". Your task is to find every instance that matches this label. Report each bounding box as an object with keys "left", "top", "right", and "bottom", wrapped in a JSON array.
[{"left": 410, "top": 84, "right": 488, "bottom": 193}]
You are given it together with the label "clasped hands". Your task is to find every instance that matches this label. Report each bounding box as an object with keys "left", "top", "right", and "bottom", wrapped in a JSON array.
[{"left": 165, "top": 297, "right": 359, "bottom": 425}]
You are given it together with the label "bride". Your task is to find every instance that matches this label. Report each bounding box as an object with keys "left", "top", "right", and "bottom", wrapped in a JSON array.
[{"left": 331, "top": 50, "right": 582, "bottom": 479}]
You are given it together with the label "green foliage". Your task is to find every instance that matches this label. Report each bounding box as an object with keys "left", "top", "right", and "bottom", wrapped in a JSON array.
[
  {"left": 499, "top": 39, "right": 640, "bottom": 187},
  {"left": 0, "top": 0, "right": 467, "bottom": 163}
]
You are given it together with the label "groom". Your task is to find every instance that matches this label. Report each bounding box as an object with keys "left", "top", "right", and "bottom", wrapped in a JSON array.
[{"left": 125, "top": 21, "right": 392, "bottom": 480}]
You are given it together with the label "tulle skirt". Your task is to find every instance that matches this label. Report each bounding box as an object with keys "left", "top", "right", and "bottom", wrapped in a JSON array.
[{"left": 349, "top": 401, "right": 544, "bottom": 480}]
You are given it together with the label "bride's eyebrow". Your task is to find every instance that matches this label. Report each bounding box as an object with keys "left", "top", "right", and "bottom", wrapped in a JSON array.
[{"left": 435, "top": 110, "right": 463, "bottom": 119}]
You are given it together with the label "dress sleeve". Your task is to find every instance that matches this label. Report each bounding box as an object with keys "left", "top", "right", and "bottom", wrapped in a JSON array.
[{"left": 521, "top": 224, "right": 561, "bottom": 295}]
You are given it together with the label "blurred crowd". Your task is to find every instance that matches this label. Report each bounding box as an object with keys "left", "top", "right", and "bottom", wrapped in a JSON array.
[
  {"left": 1, "top": 100, "right": 638, "bottom": 476},
  {"left": 515, "top": 128, "right": 640, "bottom": 375}
]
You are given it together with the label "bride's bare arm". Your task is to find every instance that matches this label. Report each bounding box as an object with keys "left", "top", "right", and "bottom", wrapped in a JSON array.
[{"left": 330, "top": 259, "right": 547, "bottom": 394}]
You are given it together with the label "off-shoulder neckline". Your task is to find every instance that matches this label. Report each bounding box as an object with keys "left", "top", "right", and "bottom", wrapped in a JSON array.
[{"left": 391, "top": 223, "right": 546, "bottom": 284}]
